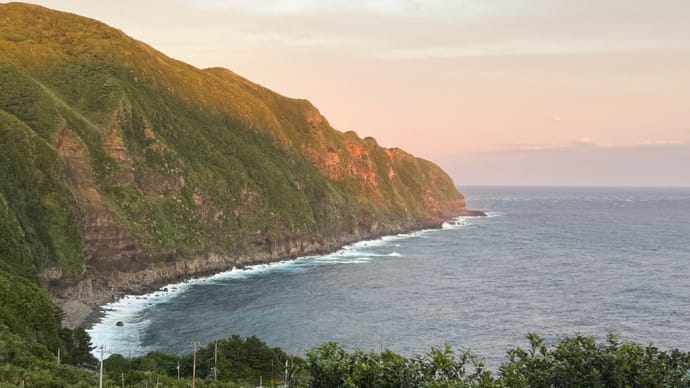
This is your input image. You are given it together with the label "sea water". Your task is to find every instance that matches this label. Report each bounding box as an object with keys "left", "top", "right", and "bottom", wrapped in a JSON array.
[{"left": 88, "top": 187, "right": 690, "bottom": 367}]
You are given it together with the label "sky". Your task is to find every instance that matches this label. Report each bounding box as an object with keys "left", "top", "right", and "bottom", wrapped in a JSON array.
[{"left": 13, "top": 0, "right": 690, "bottom": 186}]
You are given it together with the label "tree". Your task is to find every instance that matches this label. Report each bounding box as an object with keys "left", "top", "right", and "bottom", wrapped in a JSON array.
[{"left": 59, "top": 327, "right": 96, "bottom": 367}]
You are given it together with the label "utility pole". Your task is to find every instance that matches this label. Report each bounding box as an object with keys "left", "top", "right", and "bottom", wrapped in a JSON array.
[
  {"left": 214, "top": 341, "right": 218, "bottom": 381},
  {"left": 192, "top": 341, "right": 199, "bottom": 388},
  {"left": 99, "top": 345, "right": 106, "bottom": 388},
  {"left": 285, "top": 358, "right": 290, "bottom": 386},
  {"left": 57, "top": 348, "right": 60, "bottom": 366},
  {"left": 176, "top": 359, "right": 180, "bottom": 380}
]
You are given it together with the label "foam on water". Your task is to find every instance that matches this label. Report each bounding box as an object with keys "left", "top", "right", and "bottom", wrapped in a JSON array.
[
  {"left": 442, "top": 216, "right": 472, "bottom": 229},
  {"left": 88, "top": 290, "right": 179, "bottom": 357},
  {"left": 88, "top": 219, "right": 468, "bottom": 357}
]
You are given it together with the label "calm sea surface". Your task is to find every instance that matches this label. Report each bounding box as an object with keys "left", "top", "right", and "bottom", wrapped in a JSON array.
[{"left": 89, "top": 187, "right": 690, "bottom": 367}]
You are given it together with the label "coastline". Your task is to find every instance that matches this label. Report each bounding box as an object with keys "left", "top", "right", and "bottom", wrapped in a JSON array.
[{"left": 58, "top": 210, "right": 486, "bottom": 330}]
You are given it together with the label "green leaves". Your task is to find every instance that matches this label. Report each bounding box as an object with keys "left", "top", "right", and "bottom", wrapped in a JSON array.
[
  {"left": 0, "top": 269, "right": 61, "bottom": 353},
  {"left": 499, "top": 333, "right": 690, "bottom": 387},
  {"left": 1, "top": 329, "right": 689, "bottom": 387},
  {"left": 100, "top": 334, "right": 294, "bottom": 387},
  {"left": 305, "top": 342, "right": 489, "bottom": 388},
  {"left": 304, "top": 335, "right": 690, "bottom": 387}
]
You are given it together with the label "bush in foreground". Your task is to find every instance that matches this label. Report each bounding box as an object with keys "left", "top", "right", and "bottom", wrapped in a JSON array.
[
  {"left": 304, "top": 333, "right": 690, "bottom": 387},
  {"left": 2, "top": 331, "right": 689, "bottom": 387}
]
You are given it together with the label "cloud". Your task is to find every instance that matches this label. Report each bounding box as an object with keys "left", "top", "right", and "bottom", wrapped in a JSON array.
[
  {"left": 572, "top": 137, "right": 596, "bottom": 147},
  {"left": 33, "top": 0, "right": 690, "bottom": 67},
  {"left": 173, "top": 0, "right": 690, "bottom": 60}
]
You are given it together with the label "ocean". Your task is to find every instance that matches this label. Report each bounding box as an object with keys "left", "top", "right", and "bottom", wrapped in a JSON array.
[{"left": 88, "top": 186, "right": 690, "bottom": 368}]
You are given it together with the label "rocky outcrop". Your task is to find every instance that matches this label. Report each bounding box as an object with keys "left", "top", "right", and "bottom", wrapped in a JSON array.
[{"left": 57, "top": 127, "right": 144, "bottom": 276}]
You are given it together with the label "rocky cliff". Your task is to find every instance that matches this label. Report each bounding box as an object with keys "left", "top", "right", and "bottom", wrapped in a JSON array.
[{"left": 0, "top": 3, "right": 483, "bottom": 327}]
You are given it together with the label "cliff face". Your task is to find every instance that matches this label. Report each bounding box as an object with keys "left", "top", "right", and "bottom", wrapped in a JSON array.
[{"left": 0, "top": 3, "right": 482, "bottom": 325}]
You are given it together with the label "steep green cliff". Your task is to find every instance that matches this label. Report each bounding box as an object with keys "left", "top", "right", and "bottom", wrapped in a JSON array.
[{"left": 0, "top": 2, "right": 480, "bottom": 330}]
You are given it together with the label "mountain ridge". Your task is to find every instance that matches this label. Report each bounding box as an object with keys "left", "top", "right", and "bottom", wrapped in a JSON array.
[{"left": 0, "top": 2, "right": 483, "bottom": 328}]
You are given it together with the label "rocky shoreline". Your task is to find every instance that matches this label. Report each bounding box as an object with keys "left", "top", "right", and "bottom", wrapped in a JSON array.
[{"left": 55, "top": 211, "right": 485, "bottom": 329}]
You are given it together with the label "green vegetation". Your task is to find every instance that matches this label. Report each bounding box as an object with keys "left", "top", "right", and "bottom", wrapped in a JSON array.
[
  {"left": 1, "top": 330, "right": 688, "bottom": 387},
  {"left": 0, "top": 2, "right": 466, "bottom": 291},
  {"left": 102, "top": 335, "right": 303, "bottom": 387},
  {"left": 0, "top": 269, "right": 61, "bottom": 350},
  {"left": 0, "top": 324, "right": 99, "bottom": 387},
  {"left": 0, "top": 109, "right": 84, "bottom": 277},
  {"left": 304, "top": 334, "right": 690, "bottom": 387}
]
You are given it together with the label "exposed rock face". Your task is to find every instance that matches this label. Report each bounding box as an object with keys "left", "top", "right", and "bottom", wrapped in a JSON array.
[
  {"left": 57, "top": 127, "right": 144, "bottom": 278},
  {"left": 57, "top": 127, "right": 101, "bottom": 204},
  {"left": 0, "top": 2, "right": 485, "bottom": 327},
  {"left": 103, "top": 127, "right": 130, "bottom": 164},
  {"left": 103, "top": 127, "right": 136, "bottom": 187}
]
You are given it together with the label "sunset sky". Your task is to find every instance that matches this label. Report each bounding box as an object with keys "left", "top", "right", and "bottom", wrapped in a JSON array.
[{"left": 16, "top": 0, "right": 690, "bottom": 186}]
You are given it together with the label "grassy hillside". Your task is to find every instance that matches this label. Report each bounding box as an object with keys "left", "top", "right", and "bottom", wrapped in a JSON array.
[{"left": 0, "top": 1, "right": 476, "bottom": 352}]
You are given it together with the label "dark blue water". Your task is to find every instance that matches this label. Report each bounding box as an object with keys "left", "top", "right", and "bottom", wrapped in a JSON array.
[{"left": 89, "top": 187, "right": 690, "bottom": 367}]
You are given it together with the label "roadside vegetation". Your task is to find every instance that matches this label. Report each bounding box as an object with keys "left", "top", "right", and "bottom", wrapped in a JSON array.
[{"left": 2, "top": 323, "right": 689, "bottom": 387}]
